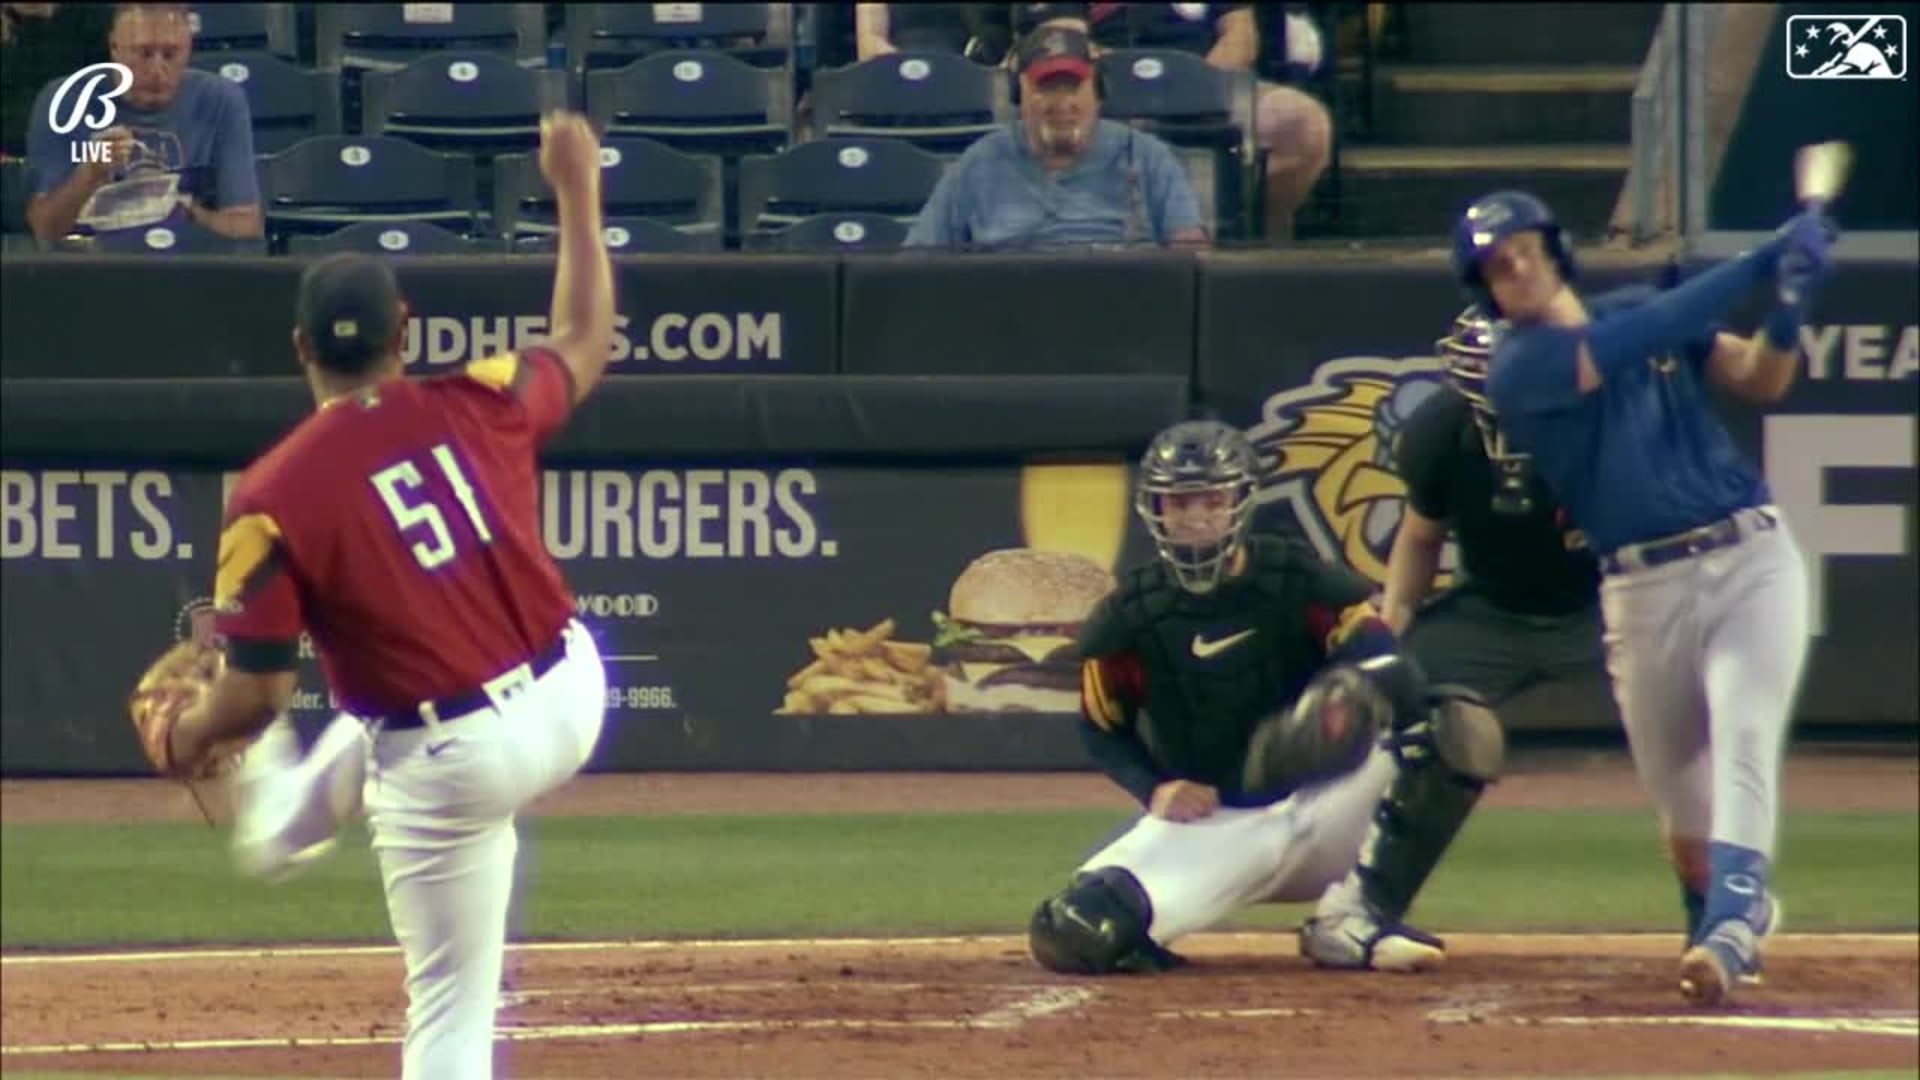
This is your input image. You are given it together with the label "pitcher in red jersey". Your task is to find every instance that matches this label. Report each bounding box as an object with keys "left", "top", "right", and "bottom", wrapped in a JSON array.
[{"left": 167, "top": 111, "right": 617, "bottom": 1079}]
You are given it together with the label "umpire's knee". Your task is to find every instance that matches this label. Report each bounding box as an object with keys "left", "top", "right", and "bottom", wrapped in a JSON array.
[{"left": 1027, "top": 868, "right": 1156, "bottom": 975}]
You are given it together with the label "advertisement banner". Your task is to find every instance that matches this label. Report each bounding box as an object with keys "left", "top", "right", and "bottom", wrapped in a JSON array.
[
  {"left": 0, "top": 460, "right": 1159, "bottom": 774},
  {"left": 0, "top": 257, "right": 837, "bottom": 379}
]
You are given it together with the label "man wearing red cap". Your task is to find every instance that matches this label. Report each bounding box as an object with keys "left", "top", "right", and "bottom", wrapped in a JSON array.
[{"left": 905, "top": 24, "right": 1209, "bottom": 251}]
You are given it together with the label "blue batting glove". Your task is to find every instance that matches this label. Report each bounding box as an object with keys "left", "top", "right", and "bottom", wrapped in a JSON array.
[{"left": 1777, "top": 236, "right": 1833, "bottom": 312}]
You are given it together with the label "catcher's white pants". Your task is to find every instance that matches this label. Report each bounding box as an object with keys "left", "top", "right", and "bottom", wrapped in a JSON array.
[
  {"left": 1078, "top": 746, "right": 1398, "bottom": 943},
  {"left": 231, "top": 621, "right": 607, "bottom": 1080}
]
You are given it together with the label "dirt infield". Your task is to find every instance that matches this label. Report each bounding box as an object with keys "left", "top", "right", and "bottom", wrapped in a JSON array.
[
  {"left": 2, "top": 750, "right": 1915, "bottom": 1078},
  {"left": 3, "top": 934, "right": 1916, "bottom": 1078}
]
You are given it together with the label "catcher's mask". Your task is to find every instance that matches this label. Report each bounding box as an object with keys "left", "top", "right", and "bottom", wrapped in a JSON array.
[
  {"left": 1135, "top": 420, "right": 1259, "bottom": 595},
  {"left": 1438, "top": 305, "right": 1534, "bottom": 516}
]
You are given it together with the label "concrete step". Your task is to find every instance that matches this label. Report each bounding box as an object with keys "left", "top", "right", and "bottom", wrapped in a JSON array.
[
  {"left": 1402, "top": 3, "right": 1661, "bottom": 66},
  {"left": 1374, "top": 66, "right": 1639, "bottom": 145},
  {"left": 1310, "top": 145, "right": 1628, "bottom": 240}
]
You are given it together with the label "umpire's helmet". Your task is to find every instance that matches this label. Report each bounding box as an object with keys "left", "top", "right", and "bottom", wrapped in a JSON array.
[
  {"left": 1136, "top": 420, "right": 1260, "bottom": 595},
  {"left": 1451, "top": 190, "right": 1578, "bottom": 316},
  {"left": 1438, "top": 304, "right": 1497, "bottom": 428}
]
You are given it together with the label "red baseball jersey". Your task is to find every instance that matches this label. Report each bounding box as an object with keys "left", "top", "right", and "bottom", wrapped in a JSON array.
[{"left": 214, "top": 348, "right": 577, "bottom": 716}]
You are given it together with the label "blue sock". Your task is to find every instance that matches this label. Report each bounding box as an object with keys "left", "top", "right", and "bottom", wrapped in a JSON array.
[
  {"left": 1680, "top": 883, "right": 1707, "bottom": 943},
  {"left": 1700, "top": 841, "right": 1771, "bottom": 935}
]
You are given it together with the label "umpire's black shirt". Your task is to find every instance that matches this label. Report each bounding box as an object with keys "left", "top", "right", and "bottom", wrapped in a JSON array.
[{"left": 1395, "top": 388, "right": 1600, "bottom": 615}]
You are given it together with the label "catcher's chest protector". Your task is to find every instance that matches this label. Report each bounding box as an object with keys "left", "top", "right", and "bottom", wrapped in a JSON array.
[{"left": 1114, "top": 554, "right": 1322, "bottom": 787}]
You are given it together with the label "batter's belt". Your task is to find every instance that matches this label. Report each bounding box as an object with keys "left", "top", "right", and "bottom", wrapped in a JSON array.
[
  {"left": 369, "top": 630, "right": 571, "bottom": 731},
  {"left": 1600, "top": 505, "right": 1780, "bottom": 576}
]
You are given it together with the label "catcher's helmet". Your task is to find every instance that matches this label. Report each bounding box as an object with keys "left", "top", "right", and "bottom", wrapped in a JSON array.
[
  {"left": 1135, "top": 420, "right": 1259, "bottom": 595},
  {"left": 1451, "top": 190, "right": 1577, "bottom": 317}
]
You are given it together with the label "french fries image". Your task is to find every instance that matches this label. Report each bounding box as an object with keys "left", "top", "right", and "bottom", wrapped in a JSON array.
[{"left": 777, "top": 618, "right": 947, "bottom": 714}]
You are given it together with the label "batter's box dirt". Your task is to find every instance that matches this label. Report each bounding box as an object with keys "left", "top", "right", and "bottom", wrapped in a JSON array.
[{"left": 2, "top": 934, "right": 1915, "bottom": 1078}]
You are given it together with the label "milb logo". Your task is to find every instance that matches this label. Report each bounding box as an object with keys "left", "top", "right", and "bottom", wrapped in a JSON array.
[{"left": 1786, "top": 14, "right": 1907, "bottom": 79}]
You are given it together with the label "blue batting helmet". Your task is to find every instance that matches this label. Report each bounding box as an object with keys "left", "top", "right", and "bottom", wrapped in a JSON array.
[{"left": 1451, "top": 191, "right": 1577, "bottom": 316}]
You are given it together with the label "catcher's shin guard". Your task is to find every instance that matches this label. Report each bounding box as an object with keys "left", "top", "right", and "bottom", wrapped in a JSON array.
[
  {"left": 1354, "top": 687, "right": 1506, "bottom": 920},
  {"left": 1028, "top": 867, "right": 1182, "bottom": 975}
]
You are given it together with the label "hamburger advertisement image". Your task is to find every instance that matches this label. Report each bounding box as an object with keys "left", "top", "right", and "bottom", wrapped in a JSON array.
[
  {"left": 768, "top": 462, "right": 1136, "bottom": 721},
  {"left": 931, "top": 549, "right": 1114, "bottom": 713},
  {"left": 773, "top": 547, "right": 1117, "bottom": 717}
]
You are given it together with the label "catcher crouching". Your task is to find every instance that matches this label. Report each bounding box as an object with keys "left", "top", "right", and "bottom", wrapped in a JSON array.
[{"left": 1027, "top": 420, "right": 1505, "bottom": 976}]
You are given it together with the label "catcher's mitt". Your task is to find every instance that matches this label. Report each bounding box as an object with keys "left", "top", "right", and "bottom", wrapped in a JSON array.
[
  {"left": 128, "top": 640, "right": 237, "bottom": 781},
  {"left": 1242, "top": 665, "right": 1394, "bottom": 799}
]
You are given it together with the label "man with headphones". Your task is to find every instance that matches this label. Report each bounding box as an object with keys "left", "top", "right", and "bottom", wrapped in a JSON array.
[
  {"left": 1020, "top": 3, "right": 1334, "bottom": 241},
  {"left": 904, "top": 25, "right": 1209, "bottom": 251}
]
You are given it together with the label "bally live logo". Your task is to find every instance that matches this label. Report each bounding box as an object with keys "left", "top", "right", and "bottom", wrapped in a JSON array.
[
  {"left": 48, "top": 62, "right": 134, "bottom": 163},
  {"left": 1787, "top": 15, "right": 1908, "bottom": 79}
]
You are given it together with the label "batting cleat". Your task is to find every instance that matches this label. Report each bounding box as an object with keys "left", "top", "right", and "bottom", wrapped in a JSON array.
[
  {"left": 1680, "top": 919, "right": 1762, "bottom": 1007},
  {"left": 1299, "top": 911, "right": 1447, "bottom": 973},
  {"left": 1755, "top": 892, "right": 1783, "bottom": 938}
]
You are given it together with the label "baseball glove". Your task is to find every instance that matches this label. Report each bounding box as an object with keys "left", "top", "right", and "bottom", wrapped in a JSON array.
[
  {"left": 1242, "top": 665, "right": 1393, "bottom": 799},
  {"left": 128, "top": 640, "right": 239, "bottom": 781}
]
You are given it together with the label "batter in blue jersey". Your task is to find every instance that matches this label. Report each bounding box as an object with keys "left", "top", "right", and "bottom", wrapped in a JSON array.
[{"left": 1449, "top": 190, "right": 1834, "bottom": 1008}]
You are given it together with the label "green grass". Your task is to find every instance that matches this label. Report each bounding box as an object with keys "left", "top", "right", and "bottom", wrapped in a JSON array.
[{"left": 2, "top": 808, "right": 1915, "bottom": 949}]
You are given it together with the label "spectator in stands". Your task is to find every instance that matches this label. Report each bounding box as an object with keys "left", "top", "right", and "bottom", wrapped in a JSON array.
[
  {"left": 2, "top": 3, "right": 115, "bottom": 159},
  {"left": 1025, "top": 3, "right": 1333, "bottom": 240},
  {"left": 25, "top": 2, "right": 261, "bottom": 244},
  {"left": 905, "top": 25, "right": 1208, "bottom": 252},
  {"left": 855, "top": 3, "right": 1016, "bottom": 65}
]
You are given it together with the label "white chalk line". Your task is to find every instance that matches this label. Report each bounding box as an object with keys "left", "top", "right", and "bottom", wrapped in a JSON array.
[
  {"left": 972, "top": 986, "right": 1095, "bottom": 1029},
  {"left": 10, "top": 1007, "right": 1915, "bottom": 1058},
  {"left": 5, "top": 931, "right": 1913, "bottom": 967},
  {"left": 499, "top": 979, "right": 964, "bottom": 1005},
  {"left": 1533, "top": 1015, "right": 1920, "bottom": 1038},
  {"left": 3, "top": 988, "right": 1101, "bottom": 1057}
]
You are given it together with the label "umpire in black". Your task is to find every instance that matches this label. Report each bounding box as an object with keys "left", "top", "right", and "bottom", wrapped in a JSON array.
[{"left": 1380, "top": 306, "right": 1606, "bottom": 700}]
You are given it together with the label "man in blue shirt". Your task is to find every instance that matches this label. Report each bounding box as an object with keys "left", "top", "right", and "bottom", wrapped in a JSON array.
[
  {"left": 26, "top": 3, "right": 260, "bottom": 245},
  {"left": 1453, "top": 189, "right": 1834, "bottom": 1007},
  {"left": 904, "top": 25, "right": 1209, "bottom": 251}
]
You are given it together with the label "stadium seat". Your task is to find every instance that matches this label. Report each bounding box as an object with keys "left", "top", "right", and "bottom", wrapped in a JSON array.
[
  {"left": 566, "top": 2, "right": 789, "bottom": 72},
  {"left": 257, "top": 135, "right": 479, "bottom": 244},
  {"left": 193, "top": 51, "right": 341, "bottom": 155},
  {"left": 362, "top": 51, "right": 563, "bottom": 155},
  {"left": 285, "top": 219, "right": 493, "bottom": 255},
  {"left": 585, "top": 50, "right": 788, "bottom": 158},
  {"left": 1095, "top": 49, "right": 1257, "bottom": 242},
  {"left": 736, "top": 138, "right": 947, "bottom": 237},
  {"left": 187, "top": 3, "right": 297, "bottom": 58},
  {"left": 807, "top": 52, "right": 1005, "bottom": 153},
  {"left": 81, "top": 221, "right": 270, "bottom": 256},
  {"left": 513, "top": 217, "right": 725, "bottom": 254},
  {"left": 492, "top": 135, "right": 722, "bottom": 245},
  {"left": 760, "top": 211, "right": 908, "bottom": 253},
  {"left": 316, "top": 3, "right": 545, "bottom": 72}
]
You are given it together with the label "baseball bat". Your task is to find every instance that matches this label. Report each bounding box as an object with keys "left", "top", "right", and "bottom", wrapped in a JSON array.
[
  {"left": 1795, "top": 140, "right": 1853, "bottom": 212},
  {"left": 1781, "top": 141, "right": 1852, "bottom": 306}
]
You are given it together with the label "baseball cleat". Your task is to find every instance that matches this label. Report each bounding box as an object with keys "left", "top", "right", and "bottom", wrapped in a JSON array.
[
  {"left": 1299, "top": 911, "right": 1447, "bottom": 973},
  {"left": 1680, "top": 919, "right": 1761, "bottom": 1006},
  {"left": 233, "top": 832, "right": 338, "bottom": 885}
]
